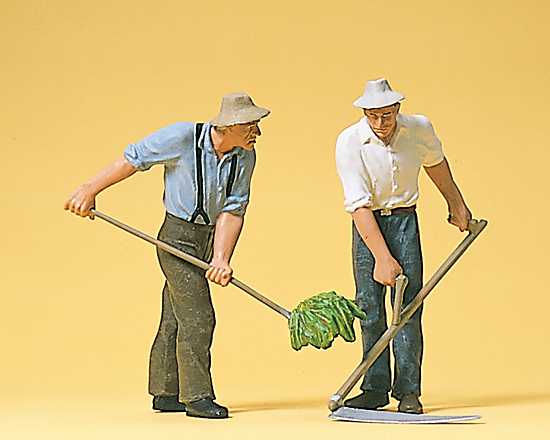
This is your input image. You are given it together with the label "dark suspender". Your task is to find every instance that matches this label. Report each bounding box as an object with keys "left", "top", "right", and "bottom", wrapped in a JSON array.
[
  {"left": 190, "top": 123, "right": 210, "bottom": 225},
  {"left": 226, "top": 155, "right": 238, "bottom": 198},
  {"left": 189, "top": 123, "right": 239, "bottom": 225}
]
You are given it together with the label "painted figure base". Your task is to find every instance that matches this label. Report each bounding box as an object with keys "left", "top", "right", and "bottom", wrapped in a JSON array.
[{"left": 329, "top": 407, "right": 482, "bottom": 424}]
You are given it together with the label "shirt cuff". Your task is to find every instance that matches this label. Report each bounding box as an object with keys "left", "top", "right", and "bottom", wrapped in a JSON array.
[
  {"left": 123, "top": 148, "right": 149, "bottom": 171},
  {"left": 345, "top": 198, "right": 372, "bottom": 213}
]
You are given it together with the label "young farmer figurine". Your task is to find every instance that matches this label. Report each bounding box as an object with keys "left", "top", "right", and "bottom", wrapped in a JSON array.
[
  {"left": 64, "top": 92, "right": 270, "bottom": 419},
  {"left": 335, "top": 79, "right": 471, "bottom": 414}
]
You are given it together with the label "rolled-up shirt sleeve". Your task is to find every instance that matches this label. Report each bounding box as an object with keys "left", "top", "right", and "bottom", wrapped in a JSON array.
[
  {"left": 335, "top": 130, "right": 373, "bottom": 213},
  {"left": 124, "top": 122, "right": 193, "bottom": 171},
  {"left": 414, "top": 116, "right": 445, "bottom": 167},
  {"left": 221, "top": 149, "right": 256, "bottom": 216}
]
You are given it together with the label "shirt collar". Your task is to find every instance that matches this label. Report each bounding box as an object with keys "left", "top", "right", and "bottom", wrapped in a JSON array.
[
  {"left": 358, "top": 113, "right": 408, "bottom": 145},
  {"left": 200, "top": 122, "right": 246, "bottom": 159}
]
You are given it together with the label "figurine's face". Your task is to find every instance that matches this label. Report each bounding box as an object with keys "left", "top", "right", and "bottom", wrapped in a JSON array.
[
  {"left": 363, "top": 103, "right": 400, "bottom": 140},
  {"left": 227, "top": 121, "right": 262, "bottom": 150}
]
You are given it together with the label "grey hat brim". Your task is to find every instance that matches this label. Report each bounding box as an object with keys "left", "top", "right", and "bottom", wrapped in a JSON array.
[
  {"left": 210, "top": 91, "right": 270, "bottom": 127},
  {"left": 210, "top": 106, "right": 270, "bottom": 126}
]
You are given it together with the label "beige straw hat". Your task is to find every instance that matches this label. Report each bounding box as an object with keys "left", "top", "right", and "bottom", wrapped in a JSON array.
[
  {"left": 353, "top": 78, "right": 405, "bottom": 109},
  {"left": 210, "top": 92, "right": 270, "bottom": 126}
]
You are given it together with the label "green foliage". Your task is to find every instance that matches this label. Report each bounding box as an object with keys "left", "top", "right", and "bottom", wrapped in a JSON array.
[{"left": 288, "top": 292, "right": 367, "bottom": 351}]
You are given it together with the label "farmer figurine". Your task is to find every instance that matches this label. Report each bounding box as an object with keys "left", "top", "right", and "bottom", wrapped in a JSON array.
[
  {"left": 335, "top": 79, "right": 471, "bottom": 414},
  {"left": 64, "top": 92, "right": 270, "bottom": 419}
]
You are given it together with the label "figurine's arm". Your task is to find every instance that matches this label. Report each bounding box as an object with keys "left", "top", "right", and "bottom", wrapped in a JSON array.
[
  {"left": 424, "top": 158, "right": 471, "bottom": 231},
  {"left": 63, "top": 155, "right": 138, "bottom": 219},
  {"left": 351, "top": 207, "right": 403, "bottom": 287},
  {"left": 206, "top": 211, "right": 244, "bottom": 287}
]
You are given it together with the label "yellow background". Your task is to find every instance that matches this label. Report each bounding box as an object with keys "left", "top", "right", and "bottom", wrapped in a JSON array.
[{"left": 1, "top": 0, "right": 549, "bottom": 438}]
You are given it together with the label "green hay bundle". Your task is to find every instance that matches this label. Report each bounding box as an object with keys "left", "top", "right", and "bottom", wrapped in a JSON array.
[{"left": 289, "top": 292, "right": 367, "bottom": 351}]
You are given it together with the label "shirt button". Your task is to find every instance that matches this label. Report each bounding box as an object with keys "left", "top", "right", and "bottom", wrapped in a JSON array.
[
  {"left": 393, "top": 185, "right": 399, "bottom": 190},
  {"left": 218, "top": 187, "right": 223, "bottom": 191},
  {"left": 393, "top": 166, "right": 398, "bottom": 171}
]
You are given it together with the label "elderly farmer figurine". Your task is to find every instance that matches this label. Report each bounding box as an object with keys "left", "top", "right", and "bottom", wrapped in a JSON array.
[
  {"left": 64, "top": 92, "right": 270, "bottom": 419},
  {"left": 335, "top": 79, "right": 471, "bottom": 414}
]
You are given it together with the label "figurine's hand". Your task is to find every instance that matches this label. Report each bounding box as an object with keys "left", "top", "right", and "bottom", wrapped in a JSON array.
[
  {"left": 63, "top": 184, "right": 97, "bottom": 219},
  {"left": 447, "top": 205, "right": 472, "bottom": 232},
  {"left": 206, "top": 258, "right": 233, "bottom": 287},
  {"left": 373, "top": 257, "right": 403, "bottom": 287}
]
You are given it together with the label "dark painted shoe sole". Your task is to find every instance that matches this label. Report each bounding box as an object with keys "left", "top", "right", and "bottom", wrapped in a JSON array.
[{"left": 186, "top": 410, "right": 228, "bottom": 419}]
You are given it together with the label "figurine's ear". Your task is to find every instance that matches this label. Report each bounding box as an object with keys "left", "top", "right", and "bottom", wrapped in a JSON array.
[{"left": 214, "top": 125, "right": 229, "bottom": 136}]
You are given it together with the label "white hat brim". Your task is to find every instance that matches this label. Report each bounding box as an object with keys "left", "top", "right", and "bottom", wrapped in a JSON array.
[{"left": 353, "top": 91, "right": 404, "bottom": 109}]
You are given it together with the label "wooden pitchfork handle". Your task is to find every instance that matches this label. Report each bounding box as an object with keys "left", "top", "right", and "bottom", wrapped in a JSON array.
[
  {"left": 328, "top": 218, "right": 488, "bottom": 411},
  {"left": 90, "top": 209, "right": 292, "bottom": 319}
]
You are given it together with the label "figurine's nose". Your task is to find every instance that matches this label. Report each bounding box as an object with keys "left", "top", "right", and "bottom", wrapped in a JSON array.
[{"left": 372, "top": 117, "right": 383, "bottom": 128}]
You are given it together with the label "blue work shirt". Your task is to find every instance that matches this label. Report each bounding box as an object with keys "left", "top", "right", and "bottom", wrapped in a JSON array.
[{"left": 124, "top": 121, "right": 256, "bottom": 225}]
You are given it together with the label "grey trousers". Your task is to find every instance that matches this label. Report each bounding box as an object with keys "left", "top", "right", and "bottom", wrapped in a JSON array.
[
  {"left": 352, "top": 211, "right": 424, "bottom": 399},
  {"left": 148, "top": 212, "right": 216, "bottom": 403}
]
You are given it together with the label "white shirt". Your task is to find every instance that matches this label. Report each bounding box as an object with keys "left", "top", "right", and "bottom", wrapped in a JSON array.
[{"left": 335, "top": 113, "right": 445, "bottom": 213}]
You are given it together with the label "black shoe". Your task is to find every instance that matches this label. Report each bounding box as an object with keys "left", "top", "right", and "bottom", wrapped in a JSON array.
[
  {"left": 344, "top": 391, "right": 389, "bottom": 410},
  {"left": 152, "top": 396, "right": 187, "bottom": 412},
  {"left": 398, "top": 395, "right": 423, "bottom": 414},
  {"left": 186, "top": 398, "right": 228, "bottom": 419}
]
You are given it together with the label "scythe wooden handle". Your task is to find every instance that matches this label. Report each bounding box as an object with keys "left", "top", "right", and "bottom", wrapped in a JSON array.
[{"left": 90, "top": 209, "right": 292, "bottom": 319}]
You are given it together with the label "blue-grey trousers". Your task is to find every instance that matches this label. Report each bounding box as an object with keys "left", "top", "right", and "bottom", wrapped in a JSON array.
[
  {"left": 352, "top": 211, "right": 423, "bottom": 399},
  {"left": 148, "top": 212, "right": 217, "bottom": 403}
]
